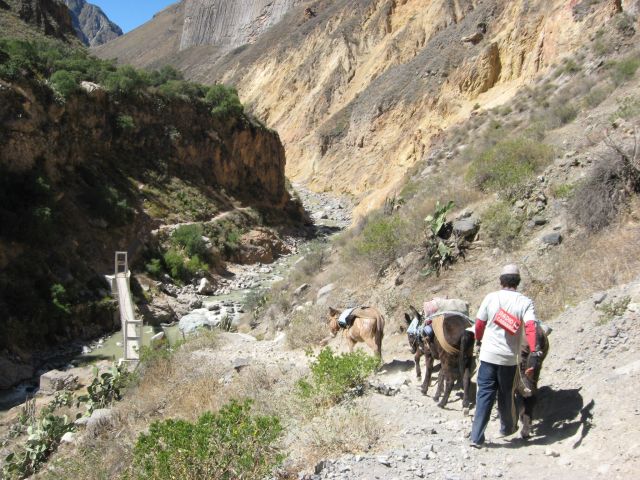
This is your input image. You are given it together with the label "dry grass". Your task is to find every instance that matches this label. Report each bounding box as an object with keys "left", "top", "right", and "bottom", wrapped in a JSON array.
[
  {"left": 286, "top": 402, "right": 382, "bottom": 470},
  {"left": 287, "top": 305, "right": 331, "bottom": 350},
  {"left": 529, "top": 224, "right": 640, "bottom": 321}
]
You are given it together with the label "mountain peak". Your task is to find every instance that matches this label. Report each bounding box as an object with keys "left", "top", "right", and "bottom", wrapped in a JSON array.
[{"left": 62, "top": 0, "right": 122, "bottom": 46}]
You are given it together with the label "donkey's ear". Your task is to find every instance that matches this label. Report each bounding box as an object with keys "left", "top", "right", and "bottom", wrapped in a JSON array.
[
  {"left": 329, "top": 307, "right": 339, "bottom": 316},
  {"left": 404, "top": 313, "right": 411, "bottom": 324},
  {"left": 409, "top": 305, "right": 419, "bottom": 316}
]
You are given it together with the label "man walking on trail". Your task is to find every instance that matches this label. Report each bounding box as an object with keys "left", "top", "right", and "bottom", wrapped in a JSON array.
[{"left": 469, "top": 264, "right": 539, "bottom": 447}]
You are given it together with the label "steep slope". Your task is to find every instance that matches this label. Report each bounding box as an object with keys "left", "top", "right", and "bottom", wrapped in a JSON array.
[
  {"left": 0, "top": 0, "right": 77, "bottom": 41},
  {"left": 62, "top": 0, "right": 123, "bottom": 46},
  {"left": 95, "top": 0, "right": 635, "bottom": 215}
]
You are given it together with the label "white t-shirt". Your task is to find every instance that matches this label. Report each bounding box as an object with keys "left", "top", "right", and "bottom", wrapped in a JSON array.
[{"left": 476, "top": 289, "right": 537, "bottom": 366}]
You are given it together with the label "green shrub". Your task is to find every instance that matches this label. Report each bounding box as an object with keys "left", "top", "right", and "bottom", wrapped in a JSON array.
[
  {"left": 102, "top": 65, "right": 149, "bottom": 94},
  {"left": 551, "top": 102, "right": 578, "bottom": 126},
  {"left": 297, "top": 348, "right": 380, "bottom": 407},
  {"left": 116, "top": 114, "right": 136, "bottom": 131},
  {"left": 171, "top": 224, "right": 207, "bottom": 257},
  {"left": 49, "top": 70, "right": 78, "bottom": 98},
  {"left": 157, "top": 79, "right": 208, "bottom": 101},
  {"left": 466, "top": 137, "right": 553, "bottom": 199},
  {"left": 51, "top": 283, "right": 71, "bottom": 315},
  {"left": 148, "top": 65, "right": 183, "bottom": 87},
  {"left": 206, "top": 84, "right": 244, "bottom": 118},
  {"left": 132, "top": 400, "right": 283, "bottom": 480},
  {"left": 185, "top": 254, "right": 208, "bottom": 276},
  {"left": 607, "top": 55, "right": 640, "bottom": 85},
  {"left": 481, "top": 201, "right": 524, "bottom": 252},
  {"left": 145, "top": 258, "right": 164, "bottom": 277},
  {"left": 352, "top": 214, "right": 408, "bottom": 271},
  {"left": 163, "top": 248, "right": 187, "bottom": 281}
]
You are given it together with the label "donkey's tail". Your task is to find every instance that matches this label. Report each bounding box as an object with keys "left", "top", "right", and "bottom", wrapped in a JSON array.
[
  {"left": 376, "top": 314, "right": 385, "bottom": 358},
  {"left": 459, "top": 330, "right": 471, "bottom": 380}
]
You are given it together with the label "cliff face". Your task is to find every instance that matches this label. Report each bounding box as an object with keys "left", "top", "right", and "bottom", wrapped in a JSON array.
[
  {"left": 62, "top": 0, "right": 123, "bottom": 46},
  {"left": 95, "top": 0, "right": 637, "bottom": 215},
  {"left": 181, "top": 0, "right": 303, "bottom": 52},
  {"left": 0, "top": 78, "right": 290, "bottom": 387}
]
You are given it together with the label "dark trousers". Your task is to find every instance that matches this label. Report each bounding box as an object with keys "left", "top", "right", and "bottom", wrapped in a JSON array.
[{"left": 470, "top": 360, "right": 518, "bottom": 444}]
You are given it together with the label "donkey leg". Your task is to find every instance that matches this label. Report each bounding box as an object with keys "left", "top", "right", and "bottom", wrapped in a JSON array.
[
  {"left": 462, "top": 365, "right": 472, "bottom": 415},
  {"left": 438, "top": 375, "right": 455, "bottom": 409},
  {"left": 415, "top": 350, "right": 422, "bottom": 379},
  {"left": 346, "top": 336, "right": 357, "bottom": 353},
  {"left": 433, "top": 369, "right": 444, "bottom": 402},
  {"left": 422, "top": 355, "right": 434, "bottom": 395}
]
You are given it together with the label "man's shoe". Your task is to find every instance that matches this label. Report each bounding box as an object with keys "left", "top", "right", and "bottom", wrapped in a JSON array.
[{"left": 468, "top": 439, "right": 483, "bottom": 449}]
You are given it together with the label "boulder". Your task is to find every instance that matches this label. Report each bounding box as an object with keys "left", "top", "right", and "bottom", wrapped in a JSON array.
[
  {"left": 294, "top": 283, "right": 310, "bottom": 296},
  {"left": 177, "top": 293, "right": 202, "bottom": 310},
  {"left": 452, "top": 218, "right": 479, "bottom": 240},
  {"left": 60, "top": 431, "right": 77, "bottom": 444},
  {"left": 39, "top": 369, "right": 79, "bottom": 395},
  {"left": 197, "top": 278, "right": 214, "bottom": 295},
  {"left": 150, "top": 331, "right": 166, "bottom": 348},
  {"left": 80, "top": 81, "right": 102, "bottom": 93},
  {"left": 0, "top": 357, "right": 34, "bottom": 389},
  {"left": 144, "top": 296, "right": 178, "bottom": 325},
  {"left": 542, "top": 232, "right": 562, "bottom": 245},
  {"left": 178, "top": 312, "right": 210, "bottom": 335},
  {"left": 85, "top": 408, "right": 115, "bottom": 437},
  {"left": 316, "top": 283, "right": 336, "bottom": 305}
]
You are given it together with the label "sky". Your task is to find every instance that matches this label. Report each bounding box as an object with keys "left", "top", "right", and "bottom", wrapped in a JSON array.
[{"left": 91, "top": 1, "right": 178, "bottom": 33}]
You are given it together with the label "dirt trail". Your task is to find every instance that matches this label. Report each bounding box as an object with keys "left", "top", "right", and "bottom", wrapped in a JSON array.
[{"left": 307, "top": 279, "right": 640, "bottom": 480}]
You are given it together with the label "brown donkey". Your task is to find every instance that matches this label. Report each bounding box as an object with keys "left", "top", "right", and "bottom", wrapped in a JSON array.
[{"left": 327, "top": 307, "right": 385, "bottom": 358}]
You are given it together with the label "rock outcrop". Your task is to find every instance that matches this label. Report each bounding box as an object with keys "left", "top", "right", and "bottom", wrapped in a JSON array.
[
  {"left": 0, "top": 0, "right": 77, "bottom": 40},
  {"left": 62, "top": 0, "right": 123, "bottom": 46}
]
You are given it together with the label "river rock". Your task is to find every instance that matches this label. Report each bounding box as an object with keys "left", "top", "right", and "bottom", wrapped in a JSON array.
[
  {"left": 197, "top": 278, "right": 214, "bottom": 295},
  {"left": 39, "top": 369, "right": 79, "bottom": 395},
  {"left": 316, "top": 283, "right": 336, "bottom": 305}
]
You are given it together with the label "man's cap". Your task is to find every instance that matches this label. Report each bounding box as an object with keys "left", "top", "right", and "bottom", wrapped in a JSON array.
[{"left": 500, "top": 264, "right": 520, "bottom": 276}]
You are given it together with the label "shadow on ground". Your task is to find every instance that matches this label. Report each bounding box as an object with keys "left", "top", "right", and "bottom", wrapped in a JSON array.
[{"left": 491, "top": 387, "right": 592, "bottom": 449}]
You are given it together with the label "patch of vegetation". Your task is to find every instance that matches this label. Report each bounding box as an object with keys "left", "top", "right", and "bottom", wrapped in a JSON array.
[
  {"left": 422, "top": 200, "right": 459, "bottom": 276},
  {"left": 161, "top": 248, "right": 208, "bottom": 283},
  {"left": 466, "top": 137, "right": 553, "bottom": 199},
  {"left": 49, "top": 69, "right": 78, "bottom": 98},
  {"left": 481, "top": 201, "right": 525, "bottom": 252},
  {"left": 50, "top": 283, "right": 71, "bottom": 315},
  {"left": 0, "top": 38, "right": 247, "bottom": 117},
  {"left": 610, "top": 96, "right": 640, "bottom": 121},
  {"left": 350, "top": 213, "right": 408, "bottom": 272},
  {"left": 131, "top": 400, "right": 283, "bottom": 479},
  {"left": 116, "top": 114, "right": 135, "bottom": 131},
  {"left": 551, "top": 183, "right": 575, "bottom": 199},
  {"left": 77, "top": 363, "right": 131, "bottom": 415},
  {"left": 2, "top": 414, "right": 74, "bottom": 479},
  {"left": 606, "top": 53, "right": 640, "bottom": 86},
  {"left": 206, "top": 84, "right": 244, "bottom": 118},
  {"left": 569, "top": 133, "right": 640, "bottom": 231},
  {"left": 598, "top": 296, "right": 631, "bottom": 324},
  {"left": 297, "top": 348, "right": 380, "bottom": 407},
  {"left": 171, "top": 224, "right": 207, "bottom": 257}
]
